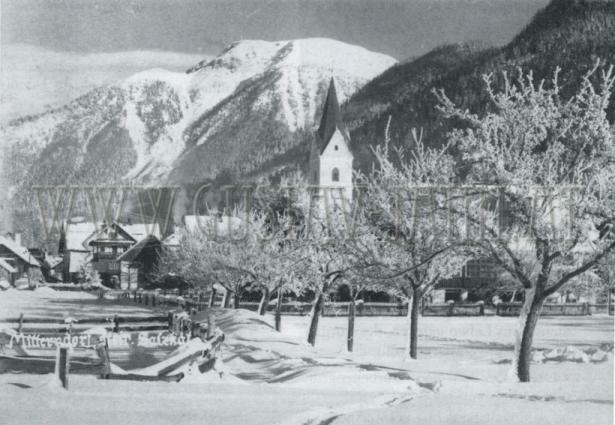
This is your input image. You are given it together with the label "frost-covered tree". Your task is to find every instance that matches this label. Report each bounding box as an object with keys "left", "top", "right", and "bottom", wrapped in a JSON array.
[
  {"left": 79, "top": 260, "right": 102, "bottom": 288},
  {"left": 286, "top": 186, "right": 354, "bottom": 346},
  {"left": 157, "top": 229, "right": 215, "bottom": 294},
  {"left": 354, "top": 136, "right": 469, "bottom": 359},
  {"left": 435, "top": 63, "right": 615, "bottom": 381}
]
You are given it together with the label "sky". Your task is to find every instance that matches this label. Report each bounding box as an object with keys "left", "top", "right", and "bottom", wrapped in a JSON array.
[
  {"left": 0, "top": 0, "right": 549, "bottom": 121},
  {"left": 2, "top": 0, "right": 548, "bottom": 59}
]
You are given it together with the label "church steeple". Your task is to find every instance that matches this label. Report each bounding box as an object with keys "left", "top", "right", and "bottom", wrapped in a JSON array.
[
  {"left": 316, "top": 78, "right": 349, "bottom": 154},
  {"left": 309, "top": 77, "right": 354, "bottom": 203}
]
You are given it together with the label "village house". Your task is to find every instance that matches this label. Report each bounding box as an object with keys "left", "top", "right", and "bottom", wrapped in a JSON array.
[
  {"left": 59, "top": 219, "right": 160, "bottom": 287},
  {"left": 117, "top": 234, "right": 162, "bottom": 290},
  {"left": 0, "top": 234, "right": 42, "bottom": 287}
]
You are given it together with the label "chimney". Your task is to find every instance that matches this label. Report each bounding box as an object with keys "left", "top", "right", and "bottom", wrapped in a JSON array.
[{"left": 14, "top": 233, "right": 22, "bottom": 247}]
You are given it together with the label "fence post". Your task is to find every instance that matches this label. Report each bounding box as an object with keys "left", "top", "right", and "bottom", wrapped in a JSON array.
[
  {"left": 113, "top": 315, "right": 120, "bottom": 333},
  {"left": 152, "top": 294, "right": 157, "bottom": 307},
  {"left": 447, "top": 302, "right": 454, "bottom": 316},
  {"left": 207, "top": 313, "right": 215, "bottom": 339},
  {"left": 133, "top": 291, "right": 137, "bottom": 303},
  {"left": 57, "top": 346, "right": 70, "bottom": 390},
  {"left": 17, "top": 313, "right": 23, "bottom": 333},
  {"left": 168, "top": 312, "right": 174, "bottom": 331},
  {"left": 98, "top": 341, "right": 111, "bottom": 379}
]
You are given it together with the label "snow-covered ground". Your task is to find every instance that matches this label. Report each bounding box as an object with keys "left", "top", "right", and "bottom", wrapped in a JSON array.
[{"left": 0, "top": 288, "right": 612, "bottom": 425}]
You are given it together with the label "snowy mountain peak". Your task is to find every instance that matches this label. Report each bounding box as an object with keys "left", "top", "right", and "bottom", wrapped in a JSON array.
[
  {"left": 188, "top": 38, "right": 396, "bottom": 79},
  {"left": 2, "top": 38, "right": 396, "bottom": 231}
]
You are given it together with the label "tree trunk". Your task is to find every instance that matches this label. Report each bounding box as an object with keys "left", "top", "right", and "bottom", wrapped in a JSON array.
[
  {"left": 307, "top": 291, "right": 324, "bottom": 346},
  {"left": 222, "top": 289, "right": 232, "bottom": 308},
  {"left": 257, "top": 287, "right": 270, "bottom": 316},
  {"left": 513, "top": 287, "right": 545, "bottom": 382},
  {"left": 233, "top": 290, "right": 241, "bottom": 309},
  {"left": 208, "top": 287, "right": 217, "bottom": 308},
  {"left": 275, "top": 288, "right": 283, "bottom": 332},
  {"left": 347, "top": 297, "right": 356, "bottom": 352},
  {"left": 408, "top": 291, "right": 421, "bottom": 359}
]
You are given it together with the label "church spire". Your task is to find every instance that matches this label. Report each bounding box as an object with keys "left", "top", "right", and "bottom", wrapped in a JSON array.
[{"left": 316, "top": 78, "right": 348, "bottom": 153}]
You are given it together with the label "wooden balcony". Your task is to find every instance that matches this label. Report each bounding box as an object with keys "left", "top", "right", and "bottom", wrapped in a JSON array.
[{"left": 93, "top": 252, "right": 119, "bottom": 261}]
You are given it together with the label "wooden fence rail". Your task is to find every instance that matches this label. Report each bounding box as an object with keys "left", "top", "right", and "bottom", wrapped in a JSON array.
[
  {"left": 0, "top": 314, "right": 172, "bottom": 334},
  {"left": 495, "top": 302, "right": 611, "bottom": 316},
  {"left": 238, "top": 301, "right": 486, "bottom": 316},
  {"left": 123, "top": 290, "right": 614, "bottom": 317}
]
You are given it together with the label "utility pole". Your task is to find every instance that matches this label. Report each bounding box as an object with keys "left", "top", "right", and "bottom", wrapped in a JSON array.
[{"left": 27, "top": 249, "right": 31, "bottom": 288}]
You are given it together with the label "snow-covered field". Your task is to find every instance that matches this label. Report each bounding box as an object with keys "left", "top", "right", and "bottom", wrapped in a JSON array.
[{"left": 0, "top": 288, "right": 613, "bottom": 425}]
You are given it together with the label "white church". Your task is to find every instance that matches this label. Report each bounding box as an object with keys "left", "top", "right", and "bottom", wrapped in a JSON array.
[{"left": 309, "top": 78, "right": 354, "bottom": 204}]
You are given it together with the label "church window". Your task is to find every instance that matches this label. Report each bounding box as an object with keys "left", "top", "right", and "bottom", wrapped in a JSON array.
[
  {"left": 332, "top": 168, "right": 340, "bottom": 182},
  {"left": 334, "top": 145, "right": 339, "bottom": 151}
]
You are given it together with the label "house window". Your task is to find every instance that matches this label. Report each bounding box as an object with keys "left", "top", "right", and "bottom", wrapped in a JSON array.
[{"left": 332, "top": 168, "right": 340, "bottom": 182}]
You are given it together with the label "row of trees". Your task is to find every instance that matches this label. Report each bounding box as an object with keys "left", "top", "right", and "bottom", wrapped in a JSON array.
[{"left": 160, "top": 64, "right": 615, "bottom": 382}]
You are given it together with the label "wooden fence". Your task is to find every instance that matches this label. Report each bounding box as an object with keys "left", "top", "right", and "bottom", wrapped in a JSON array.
[
  {"left": 1, "top": 309, "right": 219, "bottom": 382},
  {"left": 496, "top": 302, "right": 613, "bottom": 316},
  {"left": 118, "top": 290, "right": 614, "bottom": 318},
  {"left": 239, "top": 301, "right": 486, "bottom": 317},
  {"left": 130, "top": 290, "right": 209, "bottom": 312},
  {"left": 0, "top": 312, "right": 172, "bottom": 336},
  {"left": 422, "top": 303, "right": 485, "bottom": 316}
]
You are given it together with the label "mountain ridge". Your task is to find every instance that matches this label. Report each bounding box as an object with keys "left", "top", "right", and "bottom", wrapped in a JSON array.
[
  {"left": 344, "top": 0, "right": 615, "bottom": 172},
  {"left": 0, "top": 37, "right": 396, "bottom": 240}
]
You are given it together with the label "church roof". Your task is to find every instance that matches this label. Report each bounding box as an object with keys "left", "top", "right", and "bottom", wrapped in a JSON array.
[{"left": 316, "top": 78, "right": 350, "bottom": 154}]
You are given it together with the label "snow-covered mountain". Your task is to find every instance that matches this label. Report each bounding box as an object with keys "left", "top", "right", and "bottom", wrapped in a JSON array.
[
  {"left": 0, "top": 37, "right": 395, "bottom": 240},
  {"left": 2, "top": 38, "right": 396, "bottom": 191},
  {"left": 0, "top": 44, "right": 207, "bottom": 123}
]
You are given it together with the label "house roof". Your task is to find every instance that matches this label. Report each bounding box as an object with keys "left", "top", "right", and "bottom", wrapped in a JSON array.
[
  {"left": 86, "top": 223, "right": 136, "bottom": 246},
  {"left": 183, "top": 215, "right": 243, "bottom": 237},
  {"left": 0, "top": 236, "right": 40, "bottom": 267},
  {"left": 118, "top": 234, "right": 161, "bottom": 263},
  {"left": 120, "top": 223, "right": 161, "bottom": 240},
  {"left": 64, "top": 222, "right": 98, "bottom": 251},
  {"left": 316, "top": 78, "right": 350, "bottom": 154},
  {"left": 0, "top": 258, "right": 17, "bottom": 273},
  {"left": 68, "top": 251, "right": 91, "bottom": 273},
  {"left": 162, "top": 233, "right": 181, "bottom": 247},
  {"left": 66, "top": 221, "right": 161, "bottom": 251},
  {"left": 45, "top": 255, "right": 63, "bottom": 269}
]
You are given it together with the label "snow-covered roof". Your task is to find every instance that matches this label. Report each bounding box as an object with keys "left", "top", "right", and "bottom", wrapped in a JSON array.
[
  {"left": 68, "top": 251, "right": 91, "bottom": 273},
  {"left": 119, "top": 223, "right": 161, "bottom": 240},
  {"left": 0, "top": 258, "right": 17, "bottom": 273},
  {"left": 183, "top": 215, "right": 243, "bottom": 237},
  {"left": 118, "top": 234, "right": 160, "bottom": 262},
  {"left": 0, "top": 236, "right": 40, "bottom": 267},
  {"left": 45, "top": 255, "right": 63, "bottom": 269},
  {"left": 162, "top": 233, "right": 181, "bottom": 247},
  {"left": 64, "top": 222, "right": 98, "bottom": 251},
  {"left": 65, "top": 221, "right": 161, "bottom": 251}
]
